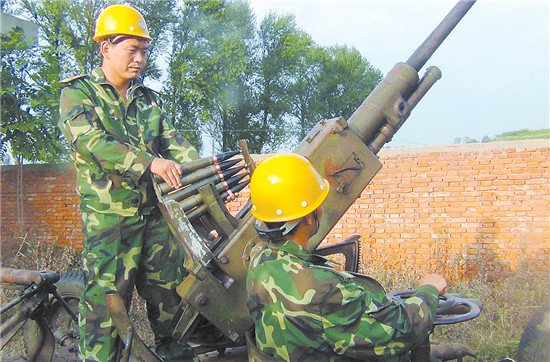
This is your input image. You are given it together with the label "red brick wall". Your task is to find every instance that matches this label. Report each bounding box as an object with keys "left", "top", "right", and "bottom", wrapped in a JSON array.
[
  {"left": 323, "top": 140, "right": 549, "bottom": 278},
  {"left": 1, "top": 164, "right": 83, "bottom": 256},
  {"left": 1, "top": 140, "right": 548, "bottom": 277}
]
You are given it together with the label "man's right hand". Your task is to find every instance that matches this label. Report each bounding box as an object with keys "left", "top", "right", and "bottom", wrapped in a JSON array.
[
  {"left": 150, "top": 157, "right": 183, "bottom": 189},
  {"left": 419, "top": 273, "right": 448, "bottom": 295}
]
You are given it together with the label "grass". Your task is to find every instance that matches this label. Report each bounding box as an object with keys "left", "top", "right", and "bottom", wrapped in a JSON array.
[
  {"left": 430, "top": 274, "right": 544, "bottom": 361},
  {"left": 0, "top": 237, "right": 84, "bottom": 360},
  {"left": 1, "top": 236, "right": 548, "bottom": 361},
  {"left": 358, "top": 242, "right": 550, "bottom": 361},
  {"left": 0, "top": 237, "right": 153, "bottom": 360}
]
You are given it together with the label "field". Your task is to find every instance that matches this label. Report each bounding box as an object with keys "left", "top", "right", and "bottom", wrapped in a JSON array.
[
  {"left": 357, "top": 246, "right": 550, "bottom": 361},
  {"left": 1, "top": 238, "right": 548, "bottom": 361}
]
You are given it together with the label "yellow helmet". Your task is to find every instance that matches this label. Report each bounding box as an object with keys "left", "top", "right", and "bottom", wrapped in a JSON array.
[
  {"left": 250, "top": 153, "right": 329, "bottom": 223},
  {"left": 93, "top": 4, "right": 152, "bottom": 42}
]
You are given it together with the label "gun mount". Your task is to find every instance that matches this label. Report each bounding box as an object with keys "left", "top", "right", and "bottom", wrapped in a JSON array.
[{"left": 116, "top": 0, "right": 478, "bottom": 356}]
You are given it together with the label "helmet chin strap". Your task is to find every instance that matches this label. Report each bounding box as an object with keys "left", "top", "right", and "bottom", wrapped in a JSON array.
[
  {"left": 313, "top": 209, "right": 320, "bottom": 233},
  {"left": 305, "top": 209, "right": 322, "bottom": 252},
  {"left": 254, "top": 209, "right": 321, "bottom": 245},
  {"left": 254, "top": 218, "right": 302, "bottom": 243}
]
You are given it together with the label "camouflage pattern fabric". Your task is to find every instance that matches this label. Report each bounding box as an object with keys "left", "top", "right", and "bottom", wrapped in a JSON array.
[
  {"left": 58, "top": 67, "right": 199, "bottom": 361},
  {"left": 58, "top": 67, "right": 199, "bottom": 217},
  {"left": 246, "top": 241, "right": 439, "bottom": 361},
  {"left": 79, "top": 211, "right": 195, "bottom": 361}
]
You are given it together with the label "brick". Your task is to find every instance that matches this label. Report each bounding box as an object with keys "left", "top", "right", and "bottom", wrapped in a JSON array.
[{"left": 3, "top": 142, "right": 548, "bottom": 277}]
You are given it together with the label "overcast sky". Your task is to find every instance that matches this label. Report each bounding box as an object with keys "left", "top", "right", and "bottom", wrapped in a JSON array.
[{"left": 248, "top": 0, "right": 550, "bottom": 147}]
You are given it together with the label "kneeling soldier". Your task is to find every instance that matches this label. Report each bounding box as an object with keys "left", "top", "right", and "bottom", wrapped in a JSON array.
[{"left": 246, "top": 153, "right": 448, "bottom": 361}]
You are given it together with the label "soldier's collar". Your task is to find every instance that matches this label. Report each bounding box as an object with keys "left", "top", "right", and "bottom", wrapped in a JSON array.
[
  {"left": 91, "top": 67, "right": 108, "bottom": 84},
  {"left": 269, "top": 240, "right": 332, "bottom": 265}
]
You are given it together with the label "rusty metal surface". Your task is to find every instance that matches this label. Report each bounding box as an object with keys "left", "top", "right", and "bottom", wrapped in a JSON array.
[
  {"left": 294, "top": 117, "right": 383, "bottom": 251},
  {"left": 239, "top": 140, "right": 256, "bottom": 175},
  {"left": 406, "top": 0, "right": 476, "bottom": 71},
  {"left": 161, "top": 199, "right": 215, "bottom": 278},
  {"left": 347, "top": 63, "right": 419, "bottom": 148},
  {"left": 0, "top": 267, "right": 59, "bottom": 286},
  {"left": 158, "top": 193, "right": 254, "bottom": 345},
  {"left": 0, "top": 300, "right": 32, "bottom": 350},
  {"left": 104, "top": 292, "right": 162, "bottom": 361},
  {"left": 26, "top": 315, "right": 55, "bottom": 361}
]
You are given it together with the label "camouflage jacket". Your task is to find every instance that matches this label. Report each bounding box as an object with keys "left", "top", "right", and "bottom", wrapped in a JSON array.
[
  {"left": 246, "top": 241, "right": 439, "bottom": 361},
  {"left": 58, "top": 67, "right": 198, "bottom": 216}
]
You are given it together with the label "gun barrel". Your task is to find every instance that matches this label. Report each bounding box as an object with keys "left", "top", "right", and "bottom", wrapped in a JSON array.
[
  {"left": 406, "top": 0, "right": 476, "bottom": 71},
  {"left": 347, "top": 0, "right": 474, "bottom": 151}
]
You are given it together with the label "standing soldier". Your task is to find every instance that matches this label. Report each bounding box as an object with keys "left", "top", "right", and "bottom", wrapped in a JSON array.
[
  {"left": 246, "top": 153, "right": 448, "bottom": 361},
  {"left": 58, "top": 5, "right": 198, "bottom": 361}
]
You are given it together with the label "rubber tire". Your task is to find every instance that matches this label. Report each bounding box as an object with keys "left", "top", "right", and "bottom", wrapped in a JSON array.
[
  {"left": 517, "top": 302, "right": 550, "bottom": 361},
  {"left": 23, "top": 271, "right": 85, "bottom": 362}
]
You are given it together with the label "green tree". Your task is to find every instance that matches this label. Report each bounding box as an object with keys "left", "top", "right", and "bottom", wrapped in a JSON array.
[
  {"left": 162, "top": 0, "right": 211, "bottom": 152},
  {"left": 131, "top": 0, "right": 176, "bottom": 81},
  {"left": 286, "top": 45, "right": 382, "bottom": 144},
  {"left": 252, "top": 12, "right": 313, "bottom": 152},
  {"left": 0, "top": 0, "right": 174, "bottom": 163},
  {"left": 206, "top": 1, "right": 255, "bottom": 152},
  {"left": 0, "top": 0, "right": 103, "bottom": 163},
  {"left": 0, "top": 29, "right": 43, "bottom": 163},
  {"left": 20, "top": 0, "right": 79, "bottom": 162},
  {"left": 64, "top": 0, "right": 104, "bottom": 74},
  {"left": 317, "top": 45, "right": 382, "bottom": 121},
  {"left": 286, "top": 43, "right": 325, "bottom": 143},
  {"left": 164, "top": 0, "right": 256, "bottom": 153},
  {"left": 1, "top": 0, "right": 384, "bottom": 161}
]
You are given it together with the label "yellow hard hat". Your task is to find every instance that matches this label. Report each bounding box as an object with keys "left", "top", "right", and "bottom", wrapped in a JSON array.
[
  {"left": 250, "top": 153, "right": 329, "bottom": 223},
  {"left": 93, "top": 5, "right": 152, "bottom": 42}
]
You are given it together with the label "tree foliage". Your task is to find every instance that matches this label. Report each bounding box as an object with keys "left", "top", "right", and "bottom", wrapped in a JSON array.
[
  {"left": 1, "top": 0, "right": 383, "bottom": 162},
  {"left": 253, "top": 13, "right": 310, "bottom": 151},
  {"left": 0, "top": 29, "right": 39, "bottom": 163},
  {"left": 164, "top": 0, "right": 256, "bottom": 153}
]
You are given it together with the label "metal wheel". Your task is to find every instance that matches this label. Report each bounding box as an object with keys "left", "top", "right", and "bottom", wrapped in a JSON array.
[
  {"left": 386, "top": 289, "right": 482, "bottom": 325},
  {"left": 24, "top": 271, "right": 84, "bottom": 361}
]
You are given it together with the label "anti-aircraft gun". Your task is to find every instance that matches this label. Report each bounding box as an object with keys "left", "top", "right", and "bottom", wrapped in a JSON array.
[
  {"left": 102, "top": 0, "right": 481, "bottom": 359},
  {"left": 16, "top": 1, "right": 481, "bottom": 360},
  {"left": 104, "top": 1, "right": 480, "bottom": 359}
]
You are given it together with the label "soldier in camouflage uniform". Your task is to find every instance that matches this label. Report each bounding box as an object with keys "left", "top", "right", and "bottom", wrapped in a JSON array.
[
  {"left": 58, "top": 5, "right": 198, "bottom": 361},
  {"left": 246, "top": 154, "right": 448, "bottom": 361}
]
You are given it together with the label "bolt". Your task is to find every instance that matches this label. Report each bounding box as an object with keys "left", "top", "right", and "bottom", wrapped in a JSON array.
[
  {"left": 219, "top": 256, "right": 229, "bottom": 264},
  {"left": 197, "top": 295, "right": 208, "bottom": 306}
]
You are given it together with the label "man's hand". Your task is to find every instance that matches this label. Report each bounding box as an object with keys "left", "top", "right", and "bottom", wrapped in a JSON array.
[
  {"left": 150, "top": 157, "right": 182, "bottom": 189},
  {"left": 419, "top": 273, "right": 448, "bottom": 295}
]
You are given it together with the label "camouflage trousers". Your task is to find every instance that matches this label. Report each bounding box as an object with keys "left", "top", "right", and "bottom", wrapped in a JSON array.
[{"left": 78, "top": 210, "right": 195, "bottom": 361}]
